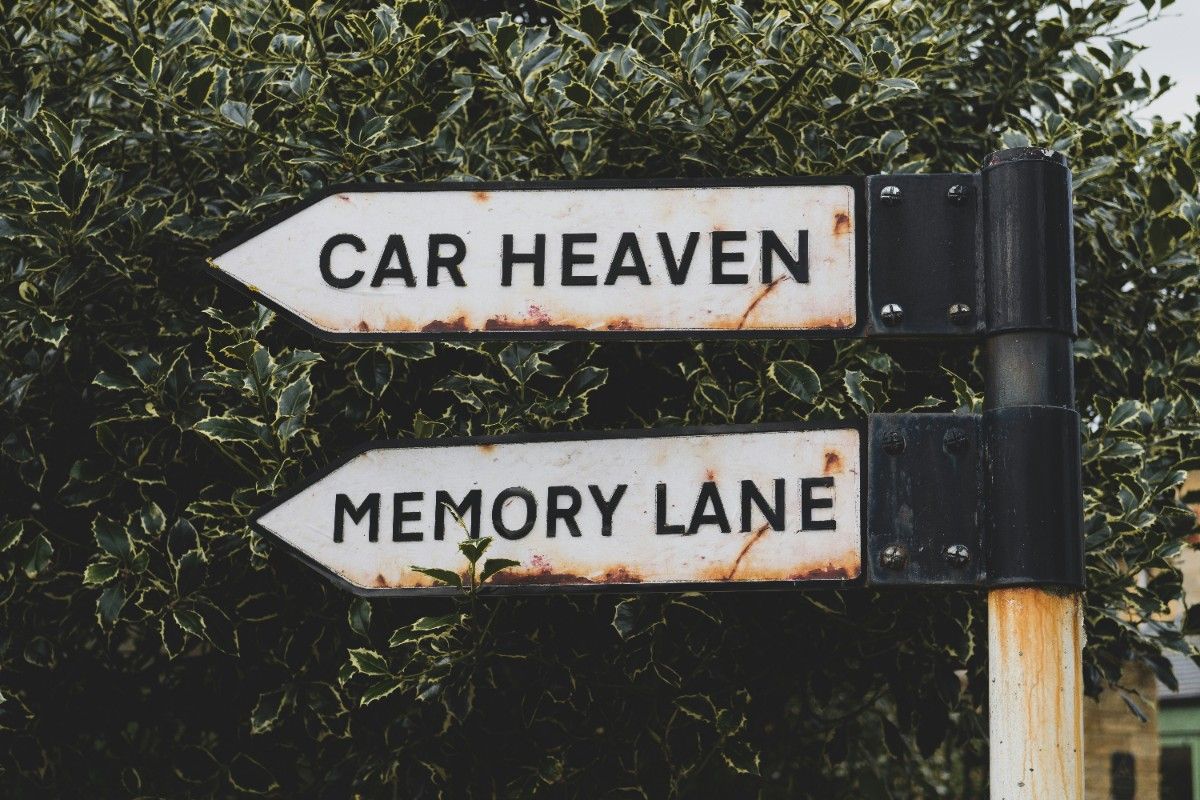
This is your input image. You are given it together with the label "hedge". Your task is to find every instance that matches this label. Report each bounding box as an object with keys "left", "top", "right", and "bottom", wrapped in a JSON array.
[{"left": 1, "top": 0, "right": 1197, "bottom": 796}]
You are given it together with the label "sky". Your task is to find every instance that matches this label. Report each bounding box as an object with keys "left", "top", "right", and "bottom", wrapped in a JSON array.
[{"left": 1119, "top": 0, "right": 1199, "bottom": 124}]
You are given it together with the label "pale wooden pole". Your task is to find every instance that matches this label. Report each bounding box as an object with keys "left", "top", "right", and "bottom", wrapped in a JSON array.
[{"left": 989, "top": 587, "right": 1083, "bottom": 798}]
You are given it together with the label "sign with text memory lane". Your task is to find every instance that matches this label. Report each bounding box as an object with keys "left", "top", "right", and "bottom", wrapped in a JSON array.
[
  {"left": 253, "top": 426, "right": 861, "bottom": 595},
  {"left": 209, "top": 180, "right": 857, "bottom": 338}
]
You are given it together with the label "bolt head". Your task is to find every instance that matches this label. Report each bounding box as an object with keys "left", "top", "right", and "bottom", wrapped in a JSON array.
[
  {"left": 948, "top": 303, "right": 972, "bottom": 325},
  {"left": 943, "top": 543, "right": 970, "bottom": 567},
  {"left": 880, "top": 303, "right": 904, "bottom": 326},
  {"left": 946, "top": 184, "right": 968, "bottom": 204},
  {"left": 943, "top": 427, "right": 969, "bottom": 454},
  {"left": 882, "top": 430, "right": 905, "bottom": 455},
  {"left": 880, "top": 185, "right": 902, "bottom": 205},
  {"left": 880, "top": 544, "right": 908, "bottom": 570}
]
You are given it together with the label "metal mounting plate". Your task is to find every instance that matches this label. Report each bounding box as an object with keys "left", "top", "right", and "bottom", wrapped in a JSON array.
[
  {"left": 866, "top": 413, "right": 984, "bottom": 586},
  {"left": 865, "top": 174, "right": 982, "bottom": 337}
]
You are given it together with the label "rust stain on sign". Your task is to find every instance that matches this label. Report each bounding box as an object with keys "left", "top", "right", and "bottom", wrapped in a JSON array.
[
  {"left": 789, "top": 562, "right": 855, "bottom": 581},
  {"left": 211, "top": 184, "right": 857, "bottom": 337},
  {"left": 253, "top": 427, "right": 862, "bottom": 594},
  {"left": 484, "top": 316, "right": 582, "bottom": 332},
  {"left": 422, "top": 316, "right": 468, "bottom": 333},
  {"left": 488, "top": 563, "right": 645, "bottom": 585},
  {"left": 727, "top": 524, "right": 771, "bottom": 579},
  {"left": 833, "top": 210, "right": 852, "bottom": 236},
  {"left": 737, "top": 276, "right": 786, "bottom": 330}
]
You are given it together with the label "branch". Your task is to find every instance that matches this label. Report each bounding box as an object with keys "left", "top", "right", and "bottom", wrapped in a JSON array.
[{"left": 730, "top": 1, "right": 870, "bottom": 148}]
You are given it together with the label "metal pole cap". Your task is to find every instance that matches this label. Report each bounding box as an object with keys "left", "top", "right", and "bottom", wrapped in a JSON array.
[{"left": 981, "top": 147, "right": 1068, "bottom": 171}]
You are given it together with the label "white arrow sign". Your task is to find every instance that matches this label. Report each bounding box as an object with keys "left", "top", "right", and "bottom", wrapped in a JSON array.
[
  {"left": 253, "top": 426, "right": 862, "bottom": 595},
  {"left": 210, "top": 180, "right": 858, "bottom": 339}
]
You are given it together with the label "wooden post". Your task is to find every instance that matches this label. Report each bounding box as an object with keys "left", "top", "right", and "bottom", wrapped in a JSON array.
[{"left": 988, "top": 587, "right": 1083, "bottom": 798}]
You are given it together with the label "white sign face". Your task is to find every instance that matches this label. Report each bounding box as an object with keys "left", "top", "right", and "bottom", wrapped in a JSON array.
[
  {"left": 254, "top": 427, "right": 862, "bottom": 594},
  {"left": 210, "top": 182, "right": 857, "bottom": 338}
]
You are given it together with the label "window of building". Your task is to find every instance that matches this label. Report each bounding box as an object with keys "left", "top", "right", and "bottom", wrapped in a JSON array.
[{"left": 1109, "top": 751, "right": 1135, "bottom": 800}]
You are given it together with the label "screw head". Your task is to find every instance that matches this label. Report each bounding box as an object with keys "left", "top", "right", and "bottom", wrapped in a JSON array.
[
  {"left": 946, "top": 184, "right": 967, "bottom": 204},
  {"left": 943, "top": 427, "right": 969, "bottom": 454},
  {"left": 880, "top": 303, "right": 904, "bottom": 326},
  {"left": 879, "top": 185, "right": 902, "bottom": 205},
  {"left": 880, "top": 544, "right": 908, "bottom": 570},
  {"left": 882, "top": 430, "right": 905, "bottom": 455},
  {"left": 943, "top": 543, "right": 970, "bottom": 567},
  {"left": 948, "top": 303, "right": 972, "bottom": 325}
]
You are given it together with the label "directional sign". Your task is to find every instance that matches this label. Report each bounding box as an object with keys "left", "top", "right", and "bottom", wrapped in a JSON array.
[
  {"left": 210, "top": 180, "right": 858, "bottom": 339},
  {"left": 253, "top": 426, "right": 862, "bottom": 595},
  {"left": 212, "top": 150, "right": 1085, "bottom": 797}
]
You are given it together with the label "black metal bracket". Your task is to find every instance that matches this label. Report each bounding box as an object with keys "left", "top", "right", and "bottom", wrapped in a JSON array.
[
  {"left": 865, "top": 149, "right": 1076, "bottom": 339},
  {"left": 866, "top": 413, "right": 985, "bottom": 586},
  {"left": 984, "top": 405, "right": 1084, "bottom": 588},
  {"left": 864, "top": 148, "right": 1082, "bottom": 590},
  {"left": 864, "top": 409, "right": 1084, "bottom": 589},
  {"left": 865, "top": 174, "right": 982, "bottom": 337}
]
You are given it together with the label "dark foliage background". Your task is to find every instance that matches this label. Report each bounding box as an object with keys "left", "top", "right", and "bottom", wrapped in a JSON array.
[{"left": 1, "top": 0, "right": 1197, "bottom": 796}]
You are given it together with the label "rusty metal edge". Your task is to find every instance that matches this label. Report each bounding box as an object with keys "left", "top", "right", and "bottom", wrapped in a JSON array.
[
  {"left": 204, "top": 175, "right": 869, "bottom": 343},
  {"left": 250, "top": 421, "right": 869, "bottom": 598}
]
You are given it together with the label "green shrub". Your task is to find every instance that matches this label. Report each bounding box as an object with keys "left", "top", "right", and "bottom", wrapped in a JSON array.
[{"left": 1, "top": 0, "right": 1197, "bottom": 796}]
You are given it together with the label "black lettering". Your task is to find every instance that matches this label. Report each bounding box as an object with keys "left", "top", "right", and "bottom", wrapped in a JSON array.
[
  {"left": 740, "top": 478, "right": 785, "bottom": 532},
  {"left": 589, "top": 484, "right": 627, "bottom": 537},
  {"left": 492, "top": 487, "right": 537, "bottom": 540},
  {"left": 392, "top": 492, "right": 423, "bottom": 542},
  {"left": 801, "top": 477, "right": 836, "bottom": 531},
  {"left": 435, "top": 489, "right": 482, "bottom": 540},
  {"left": 762, "top": 230, "right": 808, "bottom": 283},
  {"left": 655, "top": 483, "right": 686, "bottom": 535},
  {"left": 688, "top": 481, "right": 731, "bottom": 534},
  {"left": 320, "top": 234, "right": 366, "bottom": 288},
  {"left": 547, "top": 485, "right": 583, "bottom": 537},
  {"left": 658, "top": 231, "right": 699, "bottom": 285},
  {"left": 427, "top": 234, "right": 467, "bottom": 287},
  {"left": 604, "top": 232, "right": 651, "bottom": 285},
  {"left": 502, "top": 234, "right": 545, "bottom": 286},
  {"left": 711, "top": 230, "right": 748, "bottom": 284},
  {"left": 562, "top": 233, "right": 598, "bottom": 286},
  {"left": 334, "top": 492, "right": 380, "bottom": 543},
  {"left": 371, "top": 234, "right": 417, "bottom": 287}
]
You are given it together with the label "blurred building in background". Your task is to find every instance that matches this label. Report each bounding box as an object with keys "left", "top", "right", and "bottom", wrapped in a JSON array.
[
  {"left": 1085, "top": 662, "right": 1159, "bottom": 800},
  {"left": 1082, "top": 472, "right": 1200, "bottom": 800},
  {"left": 1155, "top": 472, "right": 1200, "bottom": 799}
]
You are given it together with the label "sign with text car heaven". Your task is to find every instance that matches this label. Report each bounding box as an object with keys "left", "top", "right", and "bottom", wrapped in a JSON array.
[
  {"left": 252, "top": 426, "right": 862, "bottom": 595},
  {"left": 209, "top": 180, "right": 857, "bottom": 339}
]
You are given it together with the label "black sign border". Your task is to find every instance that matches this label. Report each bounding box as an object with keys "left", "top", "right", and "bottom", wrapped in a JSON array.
[
  {"left": 207, "top": 176, "right": 868, "bottom": 342},
  {"left": 251, "top": 421, "right": 868, "bottom": 598}
]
